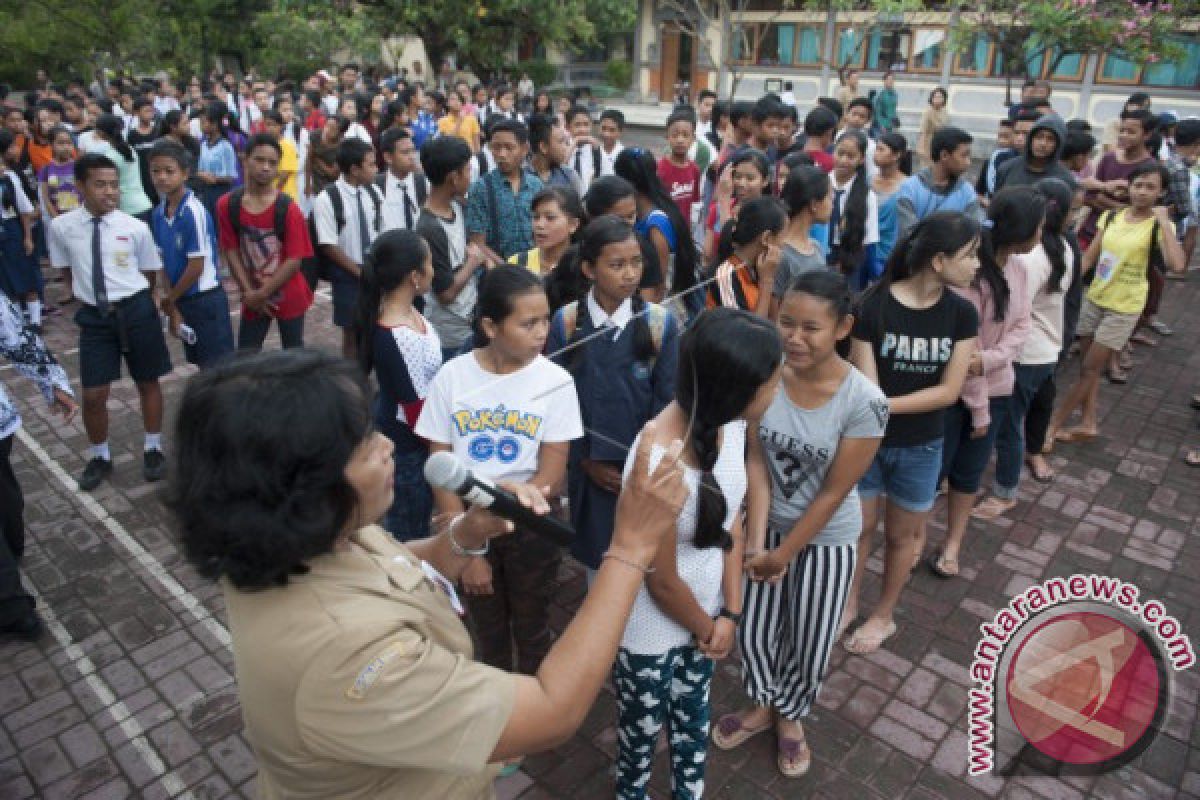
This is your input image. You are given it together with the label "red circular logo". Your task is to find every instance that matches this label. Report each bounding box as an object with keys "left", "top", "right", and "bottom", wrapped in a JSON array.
[{"left": 1005, "top": 611, "right": 1162, "bottom": 766}]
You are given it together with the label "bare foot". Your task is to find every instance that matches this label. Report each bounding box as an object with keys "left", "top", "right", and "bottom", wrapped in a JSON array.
[
  {"left": 1025, "top": 454, "right": 1055, "bottom": 483},
  {"left": 1055, "top": 427, "right": 1098, "bottom": 444},
  {"left": 972, "top": 496, "right": 1017, "bottom": 520}
]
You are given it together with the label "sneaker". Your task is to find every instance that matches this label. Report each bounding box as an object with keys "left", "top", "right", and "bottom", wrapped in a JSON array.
[
  {"left": 78, "top": 457, "right": 113, "bottom": 490},
  {"left": 143, "top": 449, "right": 167, "bottom": 482},
  {"left": 1148, "top": 320, "right": 1173, "bottom": 336},
  {"left": 0, "top": 610, "right": 44, "bottom": 641}
]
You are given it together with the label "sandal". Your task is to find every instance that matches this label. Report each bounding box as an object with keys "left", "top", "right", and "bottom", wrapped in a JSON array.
[
  {"left": 1185, "top": 450, "right": 1200, "bottom": 468},
  {"left": 926, "top": 549, "right": 959, "bottom": 579},
  {"left": 712, "top": 711, "right": 773, "bottom": 750},
  {"left": 1190, "top": 394, "right": 1200, "bottom": 411},
  {"left": 1106, "top": 368, "right": 1129, "bottom": 385},
  {"left": 971, "top": 496, "right": 1017, "bottom": 520},
  {"left": 843, "top": 618, "right": 897, "bottom": 655},
  {"left": 777, "top": 730, "right": 811, "bottom": 778},
  {"left": 1055, "top": 428, "right": 1097, "bottom": 445},
  {"left": 1025, "top": 457, "right": 1055, "bottom": 483},
  {"left": 498, "top": 758, "right": 523, "bottom": 778},
  {"left": 1130, "top": 331, "right": 1158, "bottom": 347}
]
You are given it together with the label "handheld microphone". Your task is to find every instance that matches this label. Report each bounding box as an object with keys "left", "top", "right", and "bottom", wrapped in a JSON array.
[{"left": 423, "top": 451, "right": 575, "bottom": 546}]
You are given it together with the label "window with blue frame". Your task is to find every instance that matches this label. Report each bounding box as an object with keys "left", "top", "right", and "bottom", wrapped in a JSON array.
[
  {"left": 1099, "top": 52, "right": 1142, "bottom": 83},
  {"left": 956, "top": 33, "right": 993, "bottom": 75},
  {"left": 837, "top": 27, "right": 866, "bottom": 68},
  {"left": 910, "top": 27, "right": 944, "bottom": 72},
  {"left": 794, "top": 26, "right": 823, "bottom": 65}
]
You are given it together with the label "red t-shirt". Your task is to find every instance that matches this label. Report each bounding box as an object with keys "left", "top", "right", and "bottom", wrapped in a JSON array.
[
  {"left": 806, "top": 148, "right": 835, "bottom": 174},
  {"left": 216, "top": 193, "right": 315, "bottom": 321},
  {"left": 657, "top": 157, "right": 701, "bottom": 221}
]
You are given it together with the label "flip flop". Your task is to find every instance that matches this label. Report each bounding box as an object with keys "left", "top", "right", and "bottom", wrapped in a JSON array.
[
  {"left": 926, "top": 549, "right": 959, "bottom": 579},
  {"left": 843, "top": 619, "right": 897, "bottom": 655},
  {"left": 777, "top": 733, "right": 811, "bottom": 778},
  {"left": 1185, "top": 450, "right": 1200, "bottom": 468},
  {"left": 1025, "top": 458, "right": 1055, "bottom": 483},
  {"left": 498, "top": 759, "right": 523, "bottom": 778},
  {"left": 712, "top": 712, "right": 773, "bottom": 750},
  {"left": 971, "top": 496, "right": 1017, "bottom": 520},
  {"left": 1055, "top": 429, "right": 1097, "bottom": 445},
  {"left": 1107, "top": 368, "right": 1129, "bottom": 385}
]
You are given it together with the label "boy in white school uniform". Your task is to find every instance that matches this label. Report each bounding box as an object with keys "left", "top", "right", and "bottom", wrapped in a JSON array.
[{"left": 47, "top": 152, "right": 172, "bottom": 490}]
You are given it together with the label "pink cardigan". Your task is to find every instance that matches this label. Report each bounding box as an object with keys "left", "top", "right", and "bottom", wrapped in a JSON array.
[{"left": 951, "top": 255, "right": 1033, "bottom": 429}]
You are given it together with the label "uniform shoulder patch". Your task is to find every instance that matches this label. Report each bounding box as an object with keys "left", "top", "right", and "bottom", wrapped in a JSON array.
[{"left": 345, "top": 638, "right": 416, "bottom": 700}]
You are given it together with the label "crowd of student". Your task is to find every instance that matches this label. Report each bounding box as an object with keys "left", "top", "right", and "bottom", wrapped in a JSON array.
[{"left": 1, "top": 62, "right": 1199, "bottom": 797}]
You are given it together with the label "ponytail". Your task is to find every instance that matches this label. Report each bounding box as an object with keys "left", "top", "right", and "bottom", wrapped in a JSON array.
[
  {"left": 355, "top": 230, "right": 432, "bottom": 374},
  {"left": 979, "top": 187, "right": 1046, "bottom": 321},
  {"left": 836, "top": 130, "right": 869, "bottom": 274},
  {"left": 95, "top": 114, "right": 135, "bottom": 162},
  {"left": 711, "top": 195, "right": 787, "bottom": 270}
]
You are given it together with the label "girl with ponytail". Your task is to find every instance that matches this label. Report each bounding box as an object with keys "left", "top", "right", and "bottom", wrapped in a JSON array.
[
  {"left": 843, "top": 211, "right": 981, "bottom": 655},
  {"left": 929, "top": 186, "right": 1042, "bottom": 574},
  {"left": 706, "top": 195, "right": 787, "bottom": 316},
  {"left": 354, "top": 229, "right": 442, "bottom": 541},
  {"left": 89, "top": 113, "right": 153, "bottom": 219},
  {"left": 828, "top": 130, "right": 880, "bottom": 289},
  {"left": 614, "top": 307, "right": 782, "bottom": 799},
  {"left": 546, "top": 214, "right": 680, "bottom": 576},
  {"left": 974, "top": 178, "right": 1077, "bottom": 514},
  {"left": 770, "top": 165, "right": 833, "bottom": 318}
]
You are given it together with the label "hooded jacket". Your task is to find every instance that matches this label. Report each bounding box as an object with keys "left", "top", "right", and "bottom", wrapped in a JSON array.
[{"left": 994, "top": 115, "right": 1079, "bottom": 192}]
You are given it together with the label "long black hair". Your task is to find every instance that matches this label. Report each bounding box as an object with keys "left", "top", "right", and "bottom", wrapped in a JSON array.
[
  {"left": 727, "top": 147, "right": 771, "bottom": 196},
  {"left": 880, "top": 211, "right": 981, "bottom": 286},
  {"left": 355, "top": 229, "right": 431, "bottom": 375},
  {"left": 834, "top": 129, "right": 870, "bottom": 274},
  {"left": 780, "top": 164, "right": 831, "bottom": 218},
  {"left": 676, "top": 308, "right": 780, "bottom": 551},
  {"left": 878, "top": 131, "right": 913, "bottom": 175},
  {"left": 714, "top": 194, "right": 787, "bottom": 269},
  {"left": 1033, "top": 177, "right": 1076, "bottom": 295},
  {"left": 94, "top": 113, "right": 134, "bottom": 162},
  {"left": 978, "top": 186, "right": 1045, "bottom": 321},
  {"left": 564, "top": 215, "right": 656, "bottom": 368},
  {"left": 471, "top": 264, "right": 545, "bottom": 349},
  {"left": 614, "top": 147, "right": 698, "bottom": 301},
  {"left": 583, "top": 175, "right": 636, "bottom": 220}
]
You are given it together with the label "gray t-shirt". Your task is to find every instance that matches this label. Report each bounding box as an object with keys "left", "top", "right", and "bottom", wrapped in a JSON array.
[
  {"left": 773, "top": 241, "right": 828, "bottom": 298},
  {"left": 418, "top": 202, "right": 477, "bottom": 350},
  {"left": 757, "top": 366, "right": 888, "bottom": 546}
]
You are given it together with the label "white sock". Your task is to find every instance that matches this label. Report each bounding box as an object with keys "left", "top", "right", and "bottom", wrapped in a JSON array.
[
  {"left": 144, "top": 432, "right": 162, "bottom": 452},
  {"left": 89, "top": 442, "right": 111, "bottom": 461},
  {"left": 26, "top": 300, "right": 42, "bottom": 326}
]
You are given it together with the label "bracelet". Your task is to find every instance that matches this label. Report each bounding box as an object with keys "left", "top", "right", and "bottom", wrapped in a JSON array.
[
  {"left": 446, "top": 514, "right": 489, "bottom": 557},
  {"left": 602, "top": 550, "right": 655, "bottom": 574},
  {"left": 716, "top": 607, "right": 742, "bottom": 624}
]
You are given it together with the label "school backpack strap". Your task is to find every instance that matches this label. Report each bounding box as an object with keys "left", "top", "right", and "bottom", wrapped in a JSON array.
[
  {"left": 484, "top": 174, "right": 500, "bottom": 252},
  {"left": 326, "top": 184, "right": 345, "bottom": 231},
  {"left": 364, "top": 183, "right": 383, "bottom": 232},
  {"left": 373, "top": 172, "right": 389, "bottom": 195},
  {"left": 559, "top": 301, "right": 580, "bottom": 342},
  {"left": 415, "top": 174, "right": 429, "bottom": 207},
  {"left": 227, "top": 188, "right": 245, "bottom": 238},
  {"left": 591, "top": 145, "right": 602, "bottom": 177}
]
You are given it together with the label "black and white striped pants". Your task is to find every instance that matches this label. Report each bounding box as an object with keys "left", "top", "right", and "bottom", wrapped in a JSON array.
[{"left": 738, "top": 533, "right": 856, "bottom": 721}]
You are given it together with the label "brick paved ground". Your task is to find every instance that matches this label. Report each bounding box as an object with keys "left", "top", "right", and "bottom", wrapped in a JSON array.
[{"left": 1, "top": 264, "right": 1199, "bottom": 800}]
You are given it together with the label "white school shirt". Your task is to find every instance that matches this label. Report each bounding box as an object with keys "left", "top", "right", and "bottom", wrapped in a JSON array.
[
  {"left": 829, "top": 172, "right": 880, "bottom": 249},
  {"left": 599, "top": 142, "right": 624, "bottom": 176},
  {"left": 345, "top": 122, "right": 373, "bottom": 144},
  {"left": 380, "top": 171, "right": 424, "bottom": 232},
  {"left": 585, "top": 291, "right": 633, "bottom": 339},
  {"left": 48, "top": 208, "right": 162, "bottom": 306},
  {"left": 620, "top": 420, "right": 747, "bottom": 655},
  {"left": 1, "top": 171, "right": 34, "bottom": 220},
  {"left": 154, "top": 96, "right": 180, "bottom": 116},
  {"left": 414, "top": 352, "right": 584, "bottom": 484},
  {"left": 568, "top": 143, "right": 599, "bottom": 190},
  {"left": 313, "top": 177, "right": 383, "bottom": 265}
]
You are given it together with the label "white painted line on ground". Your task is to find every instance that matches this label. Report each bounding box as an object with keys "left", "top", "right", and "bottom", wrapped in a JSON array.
[
  {"left": 30, "top": 587, "right": 196, "bottom": 799},
  {"left": 15, "top": 429, "right": 232, "bottom": 650}
]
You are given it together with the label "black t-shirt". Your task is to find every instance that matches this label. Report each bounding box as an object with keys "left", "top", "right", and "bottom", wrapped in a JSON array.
[
  {"left": 127, "top": 127, "right": 161, "bottom": 206},
  {"left": 853, "top": 286, "right": 979, "bottom": 447}
]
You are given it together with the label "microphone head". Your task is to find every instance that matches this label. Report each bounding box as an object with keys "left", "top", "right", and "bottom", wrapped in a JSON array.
[{"left": 423, "top": 451, "right": 470, "bottom": 492}]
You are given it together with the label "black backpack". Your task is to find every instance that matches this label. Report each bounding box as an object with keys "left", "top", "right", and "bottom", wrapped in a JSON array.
[
  {"left": 373, "top": 172, "right": 428, "bottom": 207},
  {"left": 226, "top": 188, "right": 292, "bottom": 242},
  {"left": 307, "top": 183, "right": 383, "bottom": 283}
]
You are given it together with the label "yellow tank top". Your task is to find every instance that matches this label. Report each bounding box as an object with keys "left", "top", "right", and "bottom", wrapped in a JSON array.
[{"left": 1086, "top": 210, "right": 1173, "bottom": 315}]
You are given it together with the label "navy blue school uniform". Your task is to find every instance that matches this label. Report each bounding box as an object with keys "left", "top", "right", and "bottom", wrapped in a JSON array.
[
  {"left": 0, "top": 173, "right": 41, "bottom": 299},
  {"left": 150, "top": 189, "right": 235, "bottom": 368},
  {"left": 546, "top": 294, "right": 679, "bottom": 569}
]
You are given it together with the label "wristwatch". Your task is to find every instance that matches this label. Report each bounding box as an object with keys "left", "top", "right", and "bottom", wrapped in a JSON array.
[{"left": 716, "top": 607, "right": 742, "bottom": 624}]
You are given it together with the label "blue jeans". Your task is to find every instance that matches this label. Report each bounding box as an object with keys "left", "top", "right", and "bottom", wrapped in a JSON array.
[
  {"left": 858, "top": 439, "right": 944, "bottom": 513},
  {"left": 993, "top": 363, "right": 1056, "bottom": 498},
  {"left": 383, "top": 447, "right": 433, "bottom": 542},
  {"left": 941, "top": 397, "right": 1010, "bottom": 495}
]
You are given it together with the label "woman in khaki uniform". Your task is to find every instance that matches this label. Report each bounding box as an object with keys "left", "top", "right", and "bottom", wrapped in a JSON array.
[{"left": 168, "top": 349, "right": 686, "bottom": 799}]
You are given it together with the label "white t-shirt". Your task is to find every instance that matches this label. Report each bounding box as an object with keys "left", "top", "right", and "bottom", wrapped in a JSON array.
[
  {"left": 415, "top": 352, "right": 584, "bottom": 483},
  {"left": 1018, "top": 241, "right": 1072, "bottom": 365},
  {"left": 619, "top": 420, "right": 747, "bottom": 655},
  {"left": 599, "top": 142, "right": 624, "bottom": 176}
]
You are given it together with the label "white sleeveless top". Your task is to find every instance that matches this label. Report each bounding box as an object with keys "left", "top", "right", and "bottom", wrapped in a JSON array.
[{"left": 619, "top": 421, "right": 747, "bottom": 655}]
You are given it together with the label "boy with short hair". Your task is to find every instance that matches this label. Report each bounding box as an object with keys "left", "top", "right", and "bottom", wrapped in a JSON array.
[
  {"left": 218, "top": 133, "right": 314, "bottom": 354},
  {"left": 801, "top": 107, "right": 838, "bottom": 173},
  {"left": 314, "top": 137, "right": 382, "bottom": 358},
  {"left": 895, "top": 126, "right": 982, "bottom": 238},
  {"left": 148, "top": 138, "right": 235, "bottom": 368},
  {"left": 976, "top": 118, "right": 1014, "bottom": 200},
  {"left": 566, "top": 105, "right": 601, "bottom": 189},
  {"left": 751, "top": 95, "right": 788, "bottom": 158},
  {"left": 465, "top": 119, "right": 543, "bottom": 261},
  {"left": 48, "top": 152, "right": 171, "bottom": 489},
  {"left": 838, "top": 97, "right": 877, "bottom": 175},
  {"left": 528, "top": 114, "right": 583, "bottom": 195},
  {"left": 416, "top": 135, "right": 488, "bottom": 360},
  {"left": 598, "top": 109, "right": 625, "bottom": 175},
  {"left": 658, "top": 109, "right": 701, "bottom": 224},
  {"left": 377, "top": 126, "right": 428, "bottom": 232}
]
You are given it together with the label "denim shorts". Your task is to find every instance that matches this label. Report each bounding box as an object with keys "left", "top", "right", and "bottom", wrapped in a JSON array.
[
  {"left": 175, "top": 288, "right": 235, "bottom": 369},
  {"left": 858, "top": 439, "right": 944, "bottom": 513}
]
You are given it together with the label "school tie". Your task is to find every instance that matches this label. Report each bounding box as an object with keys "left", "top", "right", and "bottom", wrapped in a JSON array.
[
  {"left": 356, "top": 188, "right": 372, "bottom": 257},
  {"left": 574, "top": 148, "right": 583, "bottom": 177},
  {"left": 91, "top": 217, "right": 109, "bottom": 314},
  {"left": 401, "top": 183, "right": 415, "bottom": 230}
]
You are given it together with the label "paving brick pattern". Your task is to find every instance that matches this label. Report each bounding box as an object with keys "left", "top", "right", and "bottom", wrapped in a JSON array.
[{"left": 2, "top": 267, "right": 1199, "bottom": 800}]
